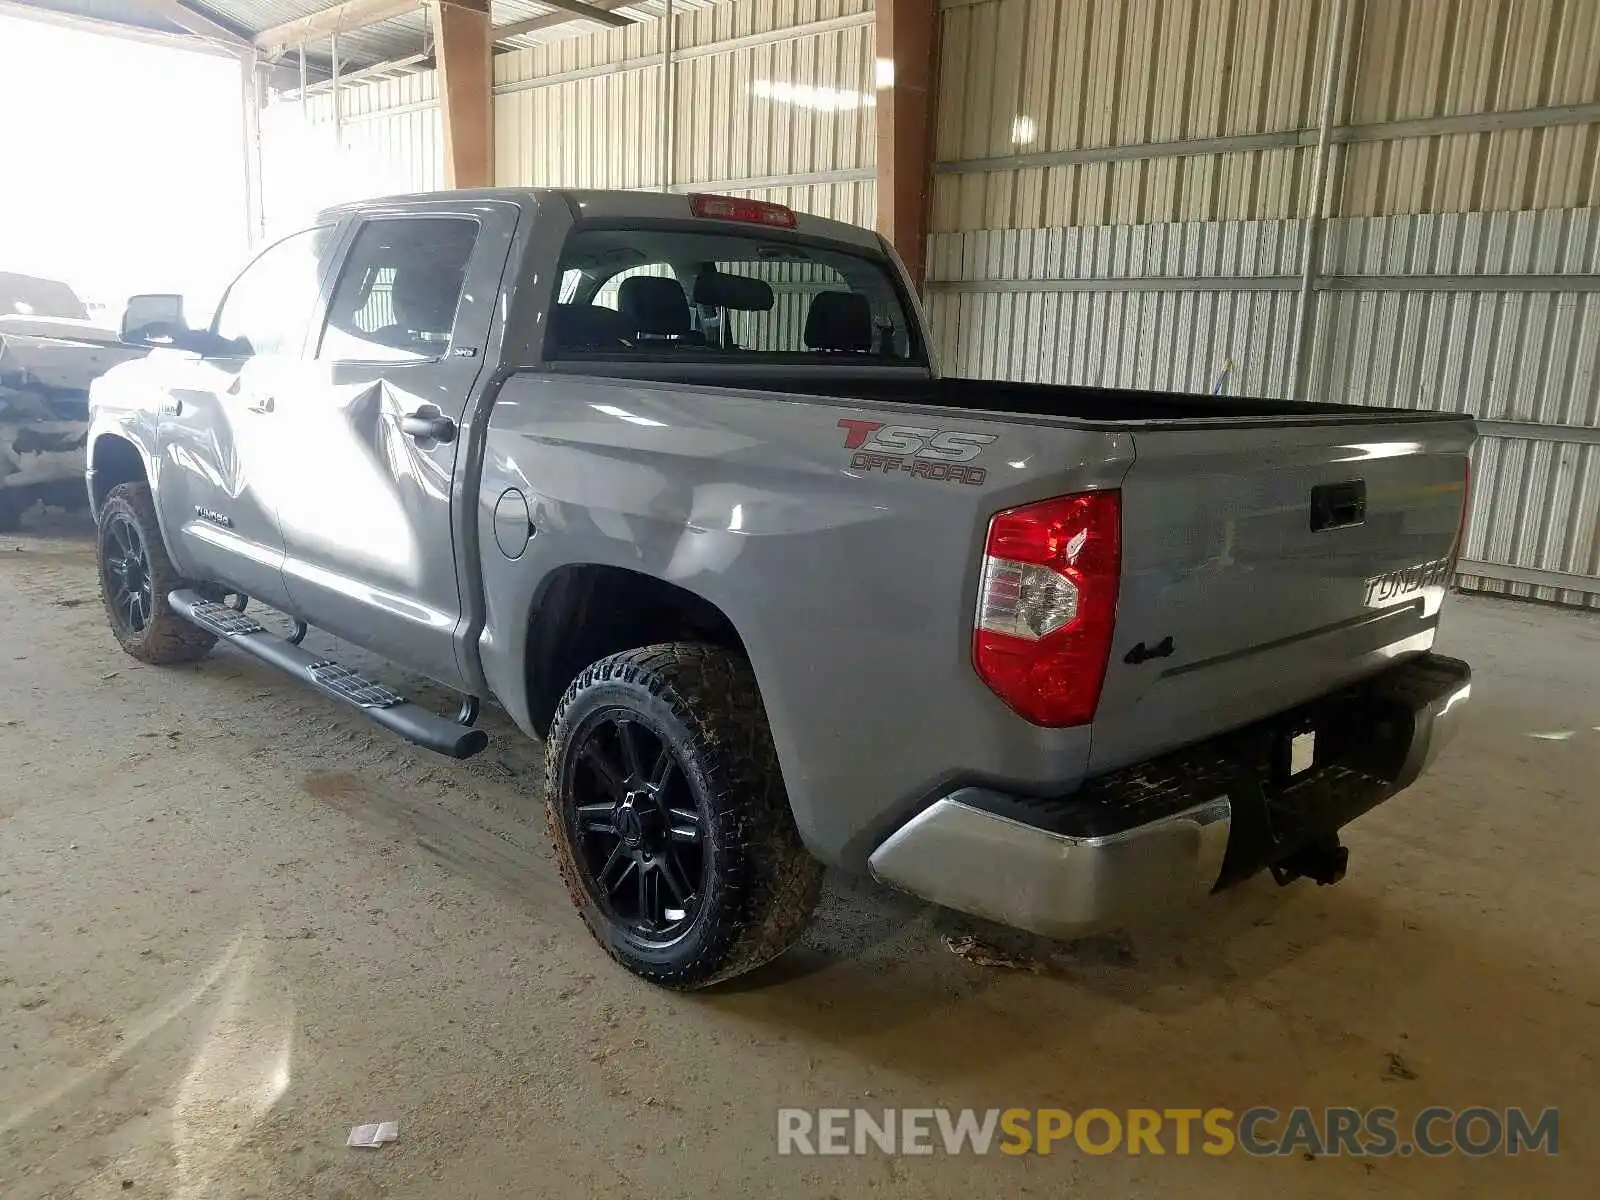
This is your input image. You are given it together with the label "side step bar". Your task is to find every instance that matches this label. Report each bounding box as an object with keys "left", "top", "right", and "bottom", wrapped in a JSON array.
[{"left": 168, "top": 589, "right": 489, "bottom": 760}]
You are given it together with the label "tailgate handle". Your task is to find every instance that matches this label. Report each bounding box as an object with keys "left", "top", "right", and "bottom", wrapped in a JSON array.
[{"left": 1310, "top": 480, "right": 1366, "bottom": 531}]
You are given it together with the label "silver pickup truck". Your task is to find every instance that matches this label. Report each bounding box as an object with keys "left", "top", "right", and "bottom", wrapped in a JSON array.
[{"left": 88, "top": 189, "right": 1474, "bottom": 988}]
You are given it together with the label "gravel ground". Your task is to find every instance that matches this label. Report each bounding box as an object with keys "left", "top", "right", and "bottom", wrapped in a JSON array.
[{"left": 1, "top": 510, "right": 1596, "bottom": 1198}]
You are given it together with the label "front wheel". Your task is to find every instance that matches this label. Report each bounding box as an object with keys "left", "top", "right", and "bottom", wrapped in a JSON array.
[
  {"left": 545, "top": 643, "right": 823, "bottom": 989},
  {"left": 96, "top": 482, "right": 216, "bottom": 665}
]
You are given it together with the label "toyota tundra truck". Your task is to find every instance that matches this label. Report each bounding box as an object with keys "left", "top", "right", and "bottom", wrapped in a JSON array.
[{"left": 86, "top": 189, "right": 1474, "bottom": 988}]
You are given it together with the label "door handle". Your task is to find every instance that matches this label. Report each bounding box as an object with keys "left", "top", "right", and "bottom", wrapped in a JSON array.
[
  {"left": 245, "top": 395, "right": 275, "bottom": 414},
  {"left": 1310, "top": 480, "right": 1366, "bottom": 531},
  {"left": 401, "top": 407, "right": 457, "bottom": 444}
]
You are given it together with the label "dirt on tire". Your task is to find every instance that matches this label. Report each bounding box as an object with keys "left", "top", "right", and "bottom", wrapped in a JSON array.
[
  {"left": 96, "top": 481, "right": 217, "bottom": 665},
  {"left": 544, "top": 642, "right": 824, "bottom": 990}
]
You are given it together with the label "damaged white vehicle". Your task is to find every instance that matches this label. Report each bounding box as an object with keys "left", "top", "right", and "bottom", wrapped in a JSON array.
[{"left": 0, "top": 272, "right": 146, "bottom": 530}]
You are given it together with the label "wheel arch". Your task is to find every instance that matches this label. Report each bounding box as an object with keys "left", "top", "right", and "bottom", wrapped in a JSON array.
[
  {"left": 521, "top": 563, "right": 751, "bottom": 738},
  {"left": 88, "top": 432, "right": 150, "bottom": 515}
]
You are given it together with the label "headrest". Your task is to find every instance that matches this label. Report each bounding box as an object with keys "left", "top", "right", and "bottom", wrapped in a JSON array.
[
  {"left": 618, "top": 275, "right": 690, "bottom": 337},
  {"left": 692, "top": 269, "right": 774, "bottom": 312},
  {"left": 549, "top": 303, "right": 627, "bottom": 350},
  {"left": 803, "top": 291, "right": 873, "bottom": 352},
  {"left": 392, "top": 259, "right": 465, "bottom": 333}
]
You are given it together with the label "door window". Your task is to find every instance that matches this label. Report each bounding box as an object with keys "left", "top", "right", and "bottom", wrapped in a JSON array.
[
  {"left": 319, "top": 218, "right": 479, "bottom": 363},
  {"left": 212, "top": 228, "right": 326, "bottom": 357}
]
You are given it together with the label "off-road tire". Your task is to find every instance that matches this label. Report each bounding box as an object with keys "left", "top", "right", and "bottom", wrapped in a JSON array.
[
  {"left": 96, "top": 482, "right": 216, "bottom": 665},
  {"left": 545, "top": 643, "right": 823, "bottom": 989}
]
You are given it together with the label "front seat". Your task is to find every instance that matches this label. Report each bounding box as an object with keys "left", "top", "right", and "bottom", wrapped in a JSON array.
[{"left": 617, "top": 276, "right": 704, "bottom": 345}]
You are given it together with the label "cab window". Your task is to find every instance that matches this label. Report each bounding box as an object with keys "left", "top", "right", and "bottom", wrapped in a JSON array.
[
  {"left": 547, "top": 226, "right": 919, "bottom": 362},
  {"left": 212, "top": 227, "right": 327, "bottom": 357},
  {"left": 319, "top": 218, "right": 479, "bottom": 363}
]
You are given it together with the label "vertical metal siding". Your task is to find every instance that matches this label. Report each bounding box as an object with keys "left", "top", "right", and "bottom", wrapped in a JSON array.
[
  {"left": 673, "top": 16, "right": 873, "bottom": 197},
  {"left": 493, "top": 0, "right": 876, "bottom": 222},
  {"left": 260, "top": 71, "right": 441, "bottom": 229},
  {"left": 925, "top": 219, "right": 1302, "bottom": 396},
  {"left": 932, "top": 0, "right": 1336, "bottom": 231},
  {"left": 1339, "top": 0, "right": 1600, "bottom": 216}
]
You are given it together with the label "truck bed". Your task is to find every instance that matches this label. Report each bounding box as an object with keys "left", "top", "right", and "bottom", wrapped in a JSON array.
[{"left": 544, "top": 362, "right": 1457, "bottom": 426}]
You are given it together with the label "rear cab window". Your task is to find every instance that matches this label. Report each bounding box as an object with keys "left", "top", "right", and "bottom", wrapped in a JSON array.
[{"left": 547, "top": 223, "right": 923, "bottom": 365}]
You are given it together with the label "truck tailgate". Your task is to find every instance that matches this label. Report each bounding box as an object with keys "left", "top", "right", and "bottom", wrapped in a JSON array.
[{"left": 1090, "top": 418, "right": 1474, "bottom": 774}]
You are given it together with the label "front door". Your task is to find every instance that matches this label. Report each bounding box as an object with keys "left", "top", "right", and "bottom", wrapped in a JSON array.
[
  {"left": 155, "top": 226, "right": 333, "bottom": 608},
  {"left": 271, "top": 205, "right": 516, "bottom": 690}
]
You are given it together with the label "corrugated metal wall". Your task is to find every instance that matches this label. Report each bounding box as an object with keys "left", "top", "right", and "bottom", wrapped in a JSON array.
[
  {"left": 259, "top": 71, "right": 442, "bottom": 231},
  {"left": 493, "top": 0, "right": 876, "bottom": 222},
  {"left": 261, "top": 0, "right": 876, "bottom": 226},
  {"left": 930, "top": 0, "right": 1600, "bottom": 607}
]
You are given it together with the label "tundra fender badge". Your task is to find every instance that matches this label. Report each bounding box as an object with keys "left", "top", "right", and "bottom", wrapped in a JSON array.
[{"left": 194, "top": 505, "right": 233, "bottom": 529}]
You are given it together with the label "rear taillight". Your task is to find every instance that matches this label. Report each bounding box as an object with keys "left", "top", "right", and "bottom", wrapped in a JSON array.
[{"left": 973, "top": 490, "right": 1121, "bottom": 727}]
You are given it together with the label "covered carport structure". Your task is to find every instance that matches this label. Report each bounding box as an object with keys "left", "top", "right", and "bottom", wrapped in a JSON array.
[{"left": 3, "top": 0, "right": 940, "bottom": 283}]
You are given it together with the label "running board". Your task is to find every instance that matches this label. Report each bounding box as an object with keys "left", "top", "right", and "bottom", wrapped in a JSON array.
[{"left": 168, "top": 589, "right": 489, "bottom": 760}]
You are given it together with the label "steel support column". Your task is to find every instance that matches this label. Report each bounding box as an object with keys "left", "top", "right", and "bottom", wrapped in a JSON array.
[
  {"left": 874, "top": 0, "right": 936, "bottom": 290},
  {"left": 659, "top": 0, "right": 674, "bottom": 192},
  {"left": 240, "top": 50, "right": 266, "bottom": 246},
  {"left": 432, "top": 0, "right": 494, "bottom": 188},
  {"left": 1288, "top": 0, "right": 1355, "bottom": 401}
]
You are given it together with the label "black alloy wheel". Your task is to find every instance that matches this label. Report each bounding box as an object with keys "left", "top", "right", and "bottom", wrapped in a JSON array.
[
  {"left": 103, "top": 511, "right": 154, "bottom": 635},
  {"left": 544, "top": 644, "right": 824, "bottom": 989},
  {"left": 568, "top": 711, "right": 707, "bottom": 943},
  {"left": 95, "top": 482, "right": 216, "bottom": 665}
]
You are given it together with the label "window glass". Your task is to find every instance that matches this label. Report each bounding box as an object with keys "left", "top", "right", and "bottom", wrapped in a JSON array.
[
  {"left": 547, "top": 227, "right": 919, "bottom": 361},
  {"left": 319, "top": 218, "right": 478, "bottom": 363},
  {"left": 212, "top": 228, "right": 325, "bottom": 357},
  {"left": 713, "top": 260, "right": 847, "bottom": 353}
]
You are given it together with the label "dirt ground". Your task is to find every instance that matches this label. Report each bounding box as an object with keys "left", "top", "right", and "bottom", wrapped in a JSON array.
[{"left": 1, "top": 510, "right": 1596, "bottom": 1199}]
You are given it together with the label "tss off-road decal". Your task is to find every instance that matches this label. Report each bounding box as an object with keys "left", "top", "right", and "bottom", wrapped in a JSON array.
[{"left": 837, "top": 419, "right": 996, "bottom": 486}]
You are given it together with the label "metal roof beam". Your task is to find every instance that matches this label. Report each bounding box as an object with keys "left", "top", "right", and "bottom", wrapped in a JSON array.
[
  {"left": 254, "top": 0, "right": 427, "bottom": 56},
  {"left": 493, "top": 0, "right": 635, "bottom": 41},
  {"left": 127, "top": 0, "right": 253, "bottom": 50}
]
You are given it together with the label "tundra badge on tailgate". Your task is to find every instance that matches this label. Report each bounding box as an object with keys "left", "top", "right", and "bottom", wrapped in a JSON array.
[
  {"left": 1364, "top": 556, "right": 1452, "bottom": 605},
  {"left": 837, "top": 418, "right": 996, "bottom": 486}
]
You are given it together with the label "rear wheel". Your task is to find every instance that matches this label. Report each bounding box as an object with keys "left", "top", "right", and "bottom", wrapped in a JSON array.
[
  {"left": 545, "top": 643, "right": 823, "bottom": 989},
  {"left": 96, "top": 482, "right": 216, "bottom": 665}
]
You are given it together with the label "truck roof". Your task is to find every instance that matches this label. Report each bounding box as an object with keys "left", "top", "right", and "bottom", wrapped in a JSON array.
[{"left": 314, "top": 188, "right": 886, "bottom": 255}]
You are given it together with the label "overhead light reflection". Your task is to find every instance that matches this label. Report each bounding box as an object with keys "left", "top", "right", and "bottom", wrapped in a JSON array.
[
  {"left": 592, "top": 403, "right": 666, "bottom": 428},
  {"left": 1010, "top": 115, "right": 1037, "bottom": 144},
  {"left": 750, "top": 80, "right": 876, "bottom": 112},
  {"left": 1336, "top": 441, "right": 1424, "bottom": 461}
]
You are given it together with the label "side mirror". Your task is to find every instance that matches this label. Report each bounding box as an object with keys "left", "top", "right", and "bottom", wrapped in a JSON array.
[{"left": 121, "top": 294, "right": 187, "bottom": 346}]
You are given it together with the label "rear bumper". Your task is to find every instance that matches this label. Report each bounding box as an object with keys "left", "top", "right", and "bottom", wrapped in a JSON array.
[{"left": 867, "top": 653, "right": 1471, "bottom": 940}]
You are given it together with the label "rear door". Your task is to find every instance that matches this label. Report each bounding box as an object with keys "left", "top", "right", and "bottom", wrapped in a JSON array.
[
  {"left": 270, "top": 203, "right": 517, "bottom": 690},
  {"left": 1089, "top": 417, "right": 1473, "bottom": 773}
]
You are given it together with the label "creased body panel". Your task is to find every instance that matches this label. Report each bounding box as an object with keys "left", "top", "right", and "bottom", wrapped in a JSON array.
[{"left": 477, "top": 374, "right": 1133, "bottom": 867}]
